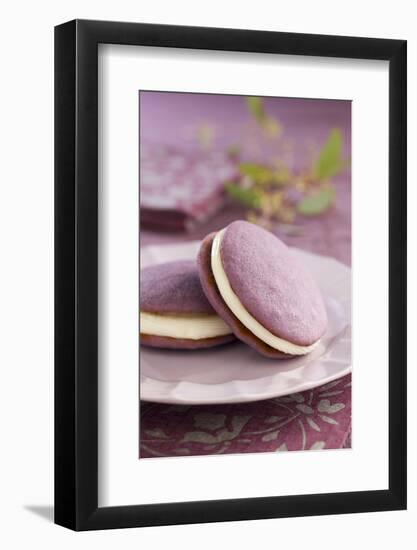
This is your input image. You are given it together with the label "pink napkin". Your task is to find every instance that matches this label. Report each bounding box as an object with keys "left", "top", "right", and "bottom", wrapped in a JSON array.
[{"left": 140, "top": 144, "right": 237, "bottom": 231}]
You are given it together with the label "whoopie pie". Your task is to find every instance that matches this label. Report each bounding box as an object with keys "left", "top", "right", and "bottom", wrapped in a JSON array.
[
  {"left": 198, "top": 220, "right": 328, "bottom": 358},
  {"left": 140, "top": 260, "right": 235, "bottom": 349}
]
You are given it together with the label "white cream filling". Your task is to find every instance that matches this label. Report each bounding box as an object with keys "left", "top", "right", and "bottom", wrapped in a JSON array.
[
  {"left": 140, "top": 311, "right": 232, "bottom": 340},
  {"left": 211, "top": 229, "right": 320, "bottom": 355}
]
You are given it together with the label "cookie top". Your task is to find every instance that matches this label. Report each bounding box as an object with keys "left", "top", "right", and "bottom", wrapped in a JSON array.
[
  {"left": 198, "top": 232, "right": 288, "bottom": 358},
  {"left": 218, "top": 221, "right": 328, "bottom": 346},
  {"left": 140, "top": 260, "right": 215, "bottom": 315}
]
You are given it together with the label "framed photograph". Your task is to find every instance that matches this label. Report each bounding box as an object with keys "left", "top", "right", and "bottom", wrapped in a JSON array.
[{"left": 55, "top": 19, "right": 406, "bottom": 530}]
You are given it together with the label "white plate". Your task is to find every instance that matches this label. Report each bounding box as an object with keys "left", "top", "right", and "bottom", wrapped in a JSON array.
[{"left": 140, "top": 241, "right": 351, "bottom": 405}]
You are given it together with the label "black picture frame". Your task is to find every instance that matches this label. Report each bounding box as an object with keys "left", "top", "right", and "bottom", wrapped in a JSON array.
[{"left": 55, "top": 19, "right": 407, "bottom": 531}]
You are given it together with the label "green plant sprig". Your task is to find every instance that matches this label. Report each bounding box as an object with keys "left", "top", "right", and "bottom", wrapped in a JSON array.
[{"left": 224, "top": 116, "right": 348, "bottom": 224}]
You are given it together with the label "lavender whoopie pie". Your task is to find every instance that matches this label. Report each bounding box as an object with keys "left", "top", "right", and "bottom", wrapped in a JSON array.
[
  {"left": 197, "top": 220, "right": 328, "bottom": 358},
  {"left": 140, "top": 260, "right": 235, "bottom": 349}
]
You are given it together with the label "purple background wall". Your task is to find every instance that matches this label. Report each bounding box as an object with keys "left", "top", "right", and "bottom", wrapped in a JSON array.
[{"left": 140, "top": 91, "right": 351, "bottom": 164}]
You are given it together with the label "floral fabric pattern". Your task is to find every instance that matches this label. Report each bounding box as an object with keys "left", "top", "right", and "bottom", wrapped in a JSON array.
[{"left": 140, "top": 374, "right": 351, "bottom": 457}]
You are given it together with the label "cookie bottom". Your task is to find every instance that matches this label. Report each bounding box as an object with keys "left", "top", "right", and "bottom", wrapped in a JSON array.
[
  {"left": 140, "top": 332, "right": 235, "bottom": 350},
  {"left": 198, "top": 232, "right": 291, "bottom": 359}
]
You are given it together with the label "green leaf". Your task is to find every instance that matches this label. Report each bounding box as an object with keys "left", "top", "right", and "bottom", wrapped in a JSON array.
[
  {"left": 297, "top": 187, "right": 336, "bottom": 216},
  {"left": 239, "top": 163, "right": 273, "bottom": 184},
  {"left": 246, "top": 97, "right": 282, "bottom": 137},
  {"left": 246, "top": 96, "right": 266, "bottom": 122},
  {"left": 313, "top": 128, "right": 344, "bottom": 181},
  {"left": 263, "top": 117, "right": 282, "bottom": 137},
  {"left": 225, "top": 182, "right": 262, "bottom": 208}
]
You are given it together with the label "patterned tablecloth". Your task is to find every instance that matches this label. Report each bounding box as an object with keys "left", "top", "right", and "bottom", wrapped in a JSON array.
[
  {"left": 140, "top": 375, "right": 351, "bottom": 458},
  {"left": 140, "top": 178, "right": 351, "bottom": 458}
]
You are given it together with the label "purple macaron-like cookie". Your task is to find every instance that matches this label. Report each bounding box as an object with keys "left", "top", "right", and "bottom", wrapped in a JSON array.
[
  {"left": 140, "top": 260, "right": 235, "bottom": 349},
  {"left": 197, "top": 221, "right": 328, "bottom": 358}
]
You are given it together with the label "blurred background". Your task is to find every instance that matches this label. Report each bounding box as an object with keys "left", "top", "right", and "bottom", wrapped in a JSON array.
[{"left": 140, "top": 91, "right": 351, "bottom": 265}]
